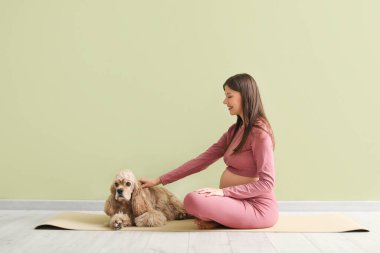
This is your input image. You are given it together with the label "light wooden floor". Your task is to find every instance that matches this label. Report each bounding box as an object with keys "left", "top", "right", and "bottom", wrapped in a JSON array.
[{"left": 0, "top": 211, "right": 380, "bottom": 253}]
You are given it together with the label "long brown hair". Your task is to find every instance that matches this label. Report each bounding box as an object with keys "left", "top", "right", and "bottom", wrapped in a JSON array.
[{"left": 223, "top": 73, "right": 275, "bottom": 154}]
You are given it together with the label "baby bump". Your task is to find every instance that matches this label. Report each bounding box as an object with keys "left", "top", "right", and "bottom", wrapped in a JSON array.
[{"left": 219, "top": 168, "right": 259, "bottom": 188}]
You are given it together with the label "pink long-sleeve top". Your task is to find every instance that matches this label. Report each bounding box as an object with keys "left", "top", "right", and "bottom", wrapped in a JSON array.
[{"left": 159, "top": 122, "right": 275, "bottom": 199}]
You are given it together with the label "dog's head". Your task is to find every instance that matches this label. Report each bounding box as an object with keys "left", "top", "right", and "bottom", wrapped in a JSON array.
[{"left": 110, "top": 170, "right": 137, "bottom": 202}]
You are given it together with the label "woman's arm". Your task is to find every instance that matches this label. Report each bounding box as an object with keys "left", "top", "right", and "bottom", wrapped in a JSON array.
[
  {"left": 159, "top": 127, "right": 232, "bottom": 185},
  {"left": 222, "top": 131, "right": 275, "bottom": 199}
]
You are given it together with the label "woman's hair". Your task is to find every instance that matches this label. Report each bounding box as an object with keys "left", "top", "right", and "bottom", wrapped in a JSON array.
[{"left": 223, "top": 73, "right": 275, "bottom": 153}]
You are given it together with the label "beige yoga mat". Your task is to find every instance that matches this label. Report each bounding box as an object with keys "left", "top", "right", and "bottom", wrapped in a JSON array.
[{"left": 34, "top": 212, "right": 369, "bottom": 232}]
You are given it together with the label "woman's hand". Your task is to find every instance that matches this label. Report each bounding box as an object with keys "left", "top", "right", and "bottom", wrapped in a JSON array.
[
  {"left": 139, "top": 177, "right": 161, "bottom": 188},
  {"left": 194, "top": 187, "right": 224, "bottom": 197}
]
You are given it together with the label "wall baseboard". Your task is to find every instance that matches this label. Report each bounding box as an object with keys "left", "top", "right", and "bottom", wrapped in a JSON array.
[
  {"left": 1, "top": 200, "right": 380, "bottom": 211},
  {"left": 278, "top": 201, "right": 380, "bottom": 212},
  {"left": 0, "top": 200, "right": 104, "bottom": 211}
]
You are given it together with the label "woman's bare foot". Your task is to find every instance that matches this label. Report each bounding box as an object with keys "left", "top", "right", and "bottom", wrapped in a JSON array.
[{"left": 194, "top": 218, "right": 222, "bottom": 229}]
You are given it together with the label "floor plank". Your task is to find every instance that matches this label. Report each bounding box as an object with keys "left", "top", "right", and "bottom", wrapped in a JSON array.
[
  {"left": 0, "top": 211, "right": 379, "bottom": 253},
  {"left": 305, "top": 233, "right": 365, "bottom": 253},
  {"left": 266, "top": 233, "right": 321, "bottom": 253},
  {"left": 343, "top": 232, "right": 380, "bottom": 253},
  {"left": 227, "top": 232, "right": 277, "bottom": 253},
  {"left": 142, "top": 231, "right": 189, "bottom": 253},
  {"left": 188, "top": 231, "right": 232, "bottom": 253}
]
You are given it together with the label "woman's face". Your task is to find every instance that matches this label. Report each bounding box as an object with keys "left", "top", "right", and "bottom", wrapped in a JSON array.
[{"left": 223, "top": 85, "right": 243, "bottom": 118}]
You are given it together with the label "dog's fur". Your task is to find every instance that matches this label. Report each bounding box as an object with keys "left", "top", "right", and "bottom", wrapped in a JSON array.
[{"left": 104, "top": 170, "right": 190, "bottom": 229}]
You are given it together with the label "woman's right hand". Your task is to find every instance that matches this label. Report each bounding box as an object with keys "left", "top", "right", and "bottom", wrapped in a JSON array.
[{"left": 139, "top": 177, "right": 161, "bottom": 188}]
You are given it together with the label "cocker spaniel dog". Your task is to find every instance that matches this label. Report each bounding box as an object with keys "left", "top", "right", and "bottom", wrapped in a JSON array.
[{"left": 104, "top": 169, "right": 190, "bottom": 229}]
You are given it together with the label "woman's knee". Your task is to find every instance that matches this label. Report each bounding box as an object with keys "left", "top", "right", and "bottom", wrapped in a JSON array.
[{"left": 183, "top": 192, "right": 202, "bottom": 213}]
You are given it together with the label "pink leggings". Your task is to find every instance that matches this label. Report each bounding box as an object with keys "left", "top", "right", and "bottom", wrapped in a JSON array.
[{"left": 183, "top": 191, "right": 279, "bottom": 229}]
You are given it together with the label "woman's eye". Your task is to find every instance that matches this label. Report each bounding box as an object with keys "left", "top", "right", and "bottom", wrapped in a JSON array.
[{"left": 126, "top": 182, "right": 131, "bottom": 187}]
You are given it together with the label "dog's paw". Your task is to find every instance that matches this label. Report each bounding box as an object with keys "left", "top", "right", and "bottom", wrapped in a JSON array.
[
  {"left": 110, "top": 213, "right": 132, "bottom": 230},
  {"left": 111, "top": 217, "right": 123, "bottom": 230}
]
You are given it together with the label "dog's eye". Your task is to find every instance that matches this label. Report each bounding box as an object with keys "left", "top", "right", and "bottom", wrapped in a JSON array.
[
  {"left": 114, "top": 182, "right": 119, "bottom": 187},
  {"left": 126, "top": 182, "right": 131, "bottom": 187}
]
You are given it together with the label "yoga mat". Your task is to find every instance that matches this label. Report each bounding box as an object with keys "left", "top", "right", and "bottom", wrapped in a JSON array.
[{"left": 35, "top": 212, "right": 369, "bottom": 232}]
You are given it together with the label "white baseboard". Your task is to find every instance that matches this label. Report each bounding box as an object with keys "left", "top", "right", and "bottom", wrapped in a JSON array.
[
  {"left": 278, "top": 201, "right": 380, "bottom": 212},
  {"left": 0, "top": 200, "right": 105, "bottom": 211},
  {"left": 0, "top": 200, "right": 380, "bottom": 212}
]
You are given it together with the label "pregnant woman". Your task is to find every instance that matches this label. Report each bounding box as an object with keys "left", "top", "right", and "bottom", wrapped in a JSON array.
[{"left": 140, "top": 73, "right": 278, "bottom": 229}]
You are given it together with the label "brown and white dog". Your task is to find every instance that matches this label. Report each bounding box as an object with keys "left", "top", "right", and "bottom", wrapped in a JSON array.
[{"left": 104, "top": 170, "right": 190, "bottom": 229}]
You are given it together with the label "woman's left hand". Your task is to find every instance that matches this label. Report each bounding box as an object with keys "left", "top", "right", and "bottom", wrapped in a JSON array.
[{"left": 194, "top": 188, "right": 224, "bottom": 197}]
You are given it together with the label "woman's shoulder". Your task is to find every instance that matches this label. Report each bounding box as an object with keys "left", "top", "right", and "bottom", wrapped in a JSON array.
[
  {"left": 227, "top": 122, "right": 238, "bottom": 131},
  {"left": 250, "top": 127, "right": 270, "bottom": 140},
  {"left": 226, "top": 118, "right": 272, "bottom": 137},
  {"left": 223, "top": 123, "right": 241, "bottom": 139},
  {"left": 222, "top": 122, "right": 238, "bottom": 132},
  {"left": 226, "top": 120, "right": 268, "bottom": 134},
  {"left": 250, "top": 118, "right": 272, "bottom": 139}
]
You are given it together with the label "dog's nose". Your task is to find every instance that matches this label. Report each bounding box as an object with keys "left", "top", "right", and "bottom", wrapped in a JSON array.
[{"left": 117, "top": 189, "right": 123, "bottom": 195}]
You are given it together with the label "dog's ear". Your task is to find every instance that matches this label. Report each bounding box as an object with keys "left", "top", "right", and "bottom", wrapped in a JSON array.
[
  {"left": 104, "top": 181, "right": 118, "bottom": 216},
  {"left": 110, "top": 181, "right": 116, "bottom": 194},
  {"left": 104, "top": 194, "right": 117, "bottom": 216},
  {"left": 131, "top": 181, "right": 151, "bottom": 217}
]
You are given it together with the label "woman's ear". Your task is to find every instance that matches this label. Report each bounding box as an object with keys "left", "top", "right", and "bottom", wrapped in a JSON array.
[{"left": 131, "top": 181, "right": 151, "bottom": 217}]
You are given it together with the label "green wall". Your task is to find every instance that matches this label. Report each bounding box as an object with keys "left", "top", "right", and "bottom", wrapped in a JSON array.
[{"left": 1, "top": 1, "right": 379, "bottom": 201}]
